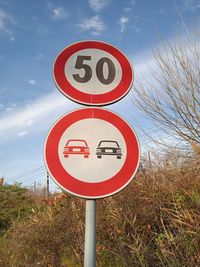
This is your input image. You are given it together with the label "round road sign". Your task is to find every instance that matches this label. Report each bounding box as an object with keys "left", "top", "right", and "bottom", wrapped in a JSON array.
[
  {"left": 44, "top": 108, "right": 140, "bottom": 199},
  {"left": 53, "top": 41, "right": 133, "bottom": 106}
]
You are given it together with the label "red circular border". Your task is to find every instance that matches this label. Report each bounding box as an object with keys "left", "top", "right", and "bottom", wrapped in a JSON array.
[
  {"left": 53, "top": 41, "right": 133, "bottom": 106},
  {"left": 44, "top": 108, "right": 140, "bottom": 199}
]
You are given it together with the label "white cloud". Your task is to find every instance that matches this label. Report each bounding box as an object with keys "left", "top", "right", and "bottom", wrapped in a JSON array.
[
  {"left": 0, "top": 8, "right": 15, "bottom": 39},
  {"left": 0, "top": 91, "right": 76, "bottom": 142},
  {"left": 88, "top": 0, "right": 110, "bottom": 12},
  {"left": 124, "top": 7, "right": 132, "bottom": 12},
  {"left": 91, "top": 31, "right": 101, "bottom": 36},
  {"left": 5, "top": 103, "right": 16, "bottom": 112},
  {"left": 52, "top": 7, "right": 68, "bottom": 20},
  {"left": 6, "top": 107, "right": 14, "bottom": 112},
  {"left": 79, "top": 15, "right": 105, "bottom": 34},
  {"left": 36, "top": 53, "right": 44, "bottom": 60},
  {"left": 0, "top": 92, "right": 61, "bottom": 131},
  {"left": 183, "top": 0, "right": 200, "bottom": 11},
  {"left": 9, "top": 36, "right": 15, "bottom": 41},
  {"left": 119, "top": 16, "right": 129, "bottom": 32},
  {"left": 132, "top": 23, "right": 140, "bottom": 33},
  {"left": 25, "top": 119, "right": 34, "bottom": 126},
  {"left": 18, "top": 131, "right": 28, "bottom": 137},
  {"left": 131, "top": 48, "right": 164, "bottom": 92},
  {"left": 28, "top": 80, "right": 36, "bottom": 85},
  {"left": 0, "top": 9, "right": 7, "bottom": 31}
]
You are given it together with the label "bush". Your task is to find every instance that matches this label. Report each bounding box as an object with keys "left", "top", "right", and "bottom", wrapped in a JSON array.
[
  {"left": 0, "top": 154, "right": 199, "bottom": 266},
  {"left": 0, "top": 184, "right": 37, "bottom": 235},
  {"left": 0, "top": 195, "right": 84, "bottom": 267}
]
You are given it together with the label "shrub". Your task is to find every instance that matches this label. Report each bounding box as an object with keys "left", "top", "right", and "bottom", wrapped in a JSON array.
[
  {"left": 0, "top": 184, "right": 37, "bottom": 235},
  {"left": 0, "top": 154, "right": 199, "bottom": 266}
]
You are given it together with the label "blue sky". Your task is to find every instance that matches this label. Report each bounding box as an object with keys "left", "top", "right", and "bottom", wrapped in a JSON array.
[{"left": 0, "top": 0, "right": 199, "bottom": 189}]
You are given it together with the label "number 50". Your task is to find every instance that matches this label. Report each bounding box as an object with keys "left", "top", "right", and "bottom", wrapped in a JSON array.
[{"left": 73, "top": 55, "right": 116, "bottom": 85}]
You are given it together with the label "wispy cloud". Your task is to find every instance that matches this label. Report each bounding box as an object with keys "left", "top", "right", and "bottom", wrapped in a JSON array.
[
  {"left": 134, "top": 54, "right": 157, "bottom": 83},
  {"left": 0, "top": 91, "right": 76, "bottom": 142},
  {"left": 0, "top": 9, "right": 8, "bottom": 31},
  {"left": 0, "top": 8, "right": 15, "bottom": 38},
  {"left": 78, "top": 15, "right": 105, "bottom": 35},
  {"left": 28, "top": 80, "right": 36, "bottom": 85},
  {"left": 9, "top": 36, "right": 15, "bottom": 41},
  {"left": 18, "top": 131, "right": 28, "bottom": 137},
  {"left": 5, "top": 104, "right": 16, "bottom": 112},
  {"left": 131, "top": 0, "right": 136, "bottom": 5},
  {"left": 6, "top": 107, "right": 14, "bottom": 112},
  {"left": 25, "top": 119, "right": 34, "bottom": 126},
  {"left": 36, "top": 53, "right": 44, "bottom": 60},
  {"left": 124, "top": 7, "right": 132, "bottom": 12},
  {"left": 88, "top": 0, "right": 110, "bottom": 12},
  {"left": 119, "top": 16, "right": 129, "bottom": 32},
  {"left": 0, "top": 50, "right": 157, "bottom": 143},
  {"left": 183, "top": 0, "right": 200, "bottom": 11},
  {"left": 51, "top": 7, "right": 69, "bottom": 20}
]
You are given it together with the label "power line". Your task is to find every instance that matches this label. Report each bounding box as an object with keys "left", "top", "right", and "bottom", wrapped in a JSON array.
[
  {"left": 8, "top": 166, "right": 46, "bottom": 182},
  {"left": 12, "top": 171, "right": 47, "bottom": 184}
]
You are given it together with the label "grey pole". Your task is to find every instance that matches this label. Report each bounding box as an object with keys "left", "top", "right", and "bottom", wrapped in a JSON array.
[{"left": 84, "top": 199, "right": 96, "bottom": 267}]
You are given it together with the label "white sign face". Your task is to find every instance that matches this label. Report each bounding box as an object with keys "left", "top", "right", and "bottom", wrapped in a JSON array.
[
  {"left": 53, "top": 41, "right": 133, "bottom": 106},
  {"left": 58, "top": 118, "right": 126, "bottom": 183},
  {"left": 65, "top": 49, "right": 122, "bottom": 95},
  {"left": 44, "top": 108, "right": 140, "bottom": 199}
]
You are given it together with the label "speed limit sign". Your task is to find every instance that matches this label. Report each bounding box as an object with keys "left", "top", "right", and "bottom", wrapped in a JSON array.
[{"left": 53, "top": 41, "right": 133, "bottom": 106}]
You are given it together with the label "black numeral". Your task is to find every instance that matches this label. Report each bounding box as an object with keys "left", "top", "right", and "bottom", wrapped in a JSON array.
[
  {"left": 73, "top": 56, "right": 92, "bottom": 83},
  {"left": 73, "top": 55, "right": 116, "bottom": 84},
  {"left": 96, "top": 57, "right": 115, "bottom": 85}
]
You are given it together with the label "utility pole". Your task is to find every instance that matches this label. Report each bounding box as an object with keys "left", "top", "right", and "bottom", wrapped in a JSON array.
[
  {"left": 47, "top": 171, "right": 50, "bottom": 198},
  {"left": 34, "top": 180, "right": 37, "bottom": 197},
  {"left": 0, "top": 178, "right": 4, "bottom": 186}
]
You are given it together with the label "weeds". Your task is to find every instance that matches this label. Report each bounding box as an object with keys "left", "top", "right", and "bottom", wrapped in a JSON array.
[{"left": 0, "top": 151, "right": 199, "bottom": 266}]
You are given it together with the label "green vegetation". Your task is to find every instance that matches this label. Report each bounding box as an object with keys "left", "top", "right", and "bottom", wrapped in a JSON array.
[
  {"left": 0, "top": 184, "right": 37, "bottom": 235},
  {"left": 0, "top": 152, "right": 199, "bottom": 266}
]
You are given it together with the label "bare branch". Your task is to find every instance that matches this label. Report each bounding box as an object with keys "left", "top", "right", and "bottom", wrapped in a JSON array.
[{"left": 134, "top": 30, "right": 200, "bottom": 145}]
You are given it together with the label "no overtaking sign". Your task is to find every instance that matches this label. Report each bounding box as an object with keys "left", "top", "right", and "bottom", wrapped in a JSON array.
[{"left": 44, "top": 108, "right": 140, "bottom": 199}]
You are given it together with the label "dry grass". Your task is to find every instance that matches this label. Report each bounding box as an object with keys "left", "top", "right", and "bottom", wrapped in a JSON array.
[{"left": 0, "top": 152, "right": 199, "bottom": 267}]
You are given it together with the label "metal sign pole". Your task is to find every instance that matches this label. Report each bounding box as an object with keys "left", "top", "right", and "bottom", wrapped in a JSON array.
[{"left": 84, "top": 199, "right": 96, "bottom": 267}]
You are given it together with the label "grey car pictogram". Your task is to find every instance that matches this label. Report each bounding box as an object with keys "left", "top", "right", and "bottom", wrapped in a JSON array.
[{"left": 96, "top": 140, "right": 122, "bottom": 159}]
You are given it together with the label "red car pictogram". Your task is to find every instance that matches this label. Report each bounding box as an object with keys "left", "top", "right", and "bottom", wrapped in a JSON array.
[{"left": 63, "top": 139, "right": 90, "bottom": 158}]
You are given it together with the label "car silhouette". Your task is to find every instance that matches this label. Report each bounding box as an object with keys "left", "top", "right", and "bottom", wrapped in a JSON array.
[
  {"left": 96, "top": 140, "right": 122, "bottom": 159},
  {"left": 63, "top": 139, "right": 90, "bottom": 158}
]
